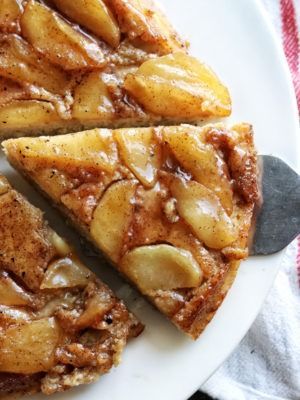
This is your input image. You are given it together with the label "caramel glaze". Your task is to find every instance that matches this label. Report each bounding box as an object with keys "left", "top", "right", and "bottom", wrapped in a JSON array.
[
  {"left": 0, "top": 177, "right": 142, "bottom": 396},
  {"left": 6, "top": 124, "right": 259, "bottom": 338},
  {"left": 0, "top": 0, "right": 186, "bottom": 126}
]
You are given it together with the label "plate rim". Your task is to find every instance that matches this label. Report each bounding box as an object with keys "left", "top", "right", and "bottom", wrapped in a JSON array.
[
  {"left": 187, "top": 1, "right": 300, "bottom": 397},
  {"left": 1, "top": 1, "right": 299, "bottom": 399}
]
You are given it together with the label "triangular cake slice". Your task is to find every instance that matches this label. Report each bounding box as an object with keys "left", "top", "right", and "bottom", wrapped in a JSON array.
[
  {"left": 0, "top": 0, "right": 231, "bottom": 137},
  {"left": 0, "top": 175, "right": 143, "bottom": 396},
  {"left": 3, "top": 123, "right": 259, "bottom": 339}
]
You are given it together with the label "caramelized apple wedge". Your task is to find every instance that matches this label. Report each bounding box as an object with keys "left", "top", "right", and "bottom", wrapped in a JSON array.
[
  {"left": 73, "top": 72, "right": 114, "bottom": 121},
  {"left": 121, "top": 244, "right": 203, "bottom": 293},
  {"left": 53, "top": 0, "right": 120, "bottom": 48},
  {"left": 5, "top": 129, "right": 119, "bottom": 173},
  {"left": 115, "top": 127, "right": 160, "bottom": 187},
  {"left": 0, "top": 100, "right": 60, "bottom": 132},
  {"left": 41, "top": 256, "right": 92, "bottom": 289},
  {"left": 21, "top": 0, "right": 105, "bottom": 70},
  {"left": 0, "top": 271, "right": 33, "bottom": 306},
  {"left": 0, "top": 318, "right": 61, "bottom": 374},
  {"left": 111, "top": 0, "right": 185, "bottom": 54},
  {"left": 0, "top": 0, "right": 22, "bottom": 33},
  {"left": 124, "top": 52, "right": 231, "bottom": 118},
  {"left": 90, "top": 180, "right": 137, "bottom": 262},
  {"left": 0, "top": 34, "right": 69, "bottom": 94},
  {"left": 163, "top": 125, "right": 233, "bottom": 214},
  {"left": 170, "top": 177, "right": 237, "bottom": 249}
]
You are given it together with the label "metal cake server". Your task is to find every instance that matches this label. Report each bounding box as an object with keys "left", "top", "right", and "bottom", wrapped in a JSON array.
[{"left": 250, "top": 155, "right": 300, "bottom": 256}]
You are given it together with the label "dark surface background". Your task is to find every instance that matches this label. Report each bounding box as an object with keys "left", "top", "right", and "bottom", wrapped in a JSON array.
[{"left": 189, "top": 392, "right": 213, "bottom": 400}]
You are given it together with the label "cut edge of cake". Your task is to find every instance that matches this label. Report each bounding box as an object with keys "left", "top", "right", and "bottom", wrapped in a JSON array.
[{"left": 0, "top": 175, "right": 143, "bottom": 396}]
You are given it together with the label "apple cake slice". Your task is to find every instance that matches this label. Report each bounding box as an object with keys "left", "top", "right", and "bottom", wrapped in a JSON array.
[
  {"left": 0, "top": 175, "right": 143, "bottom": 396},
  {"left": 3, "top": 123, "right": 259, "bottom": 339},
  {"left": 0, "top": 0, "right": 231, "bottom": 137}
]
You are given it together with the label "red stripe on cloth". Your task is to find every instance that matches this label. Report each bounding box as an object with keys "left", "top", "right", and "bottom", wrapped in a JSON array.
[
  {"left": 280, "top": 0, "right": 300, "bottom": 286},
  {"left": 280, "top": 0, "right": 300, "bottom": 111}
]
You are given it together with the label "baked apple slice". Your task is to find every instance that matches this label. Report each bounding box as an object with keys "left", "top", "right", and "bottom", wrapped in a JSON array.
[
  {"left": 0, "top": 271, "right": 33, "bottom": 306},
  {"left": 0, "top": 318, "right": 62, "bottom": 374},
  {"left": 169, "top": 176, "right": 237, "bottom": 249},
  {"left": 109, "top": 0, "right": 185, "bottom": 54},
  {"left": 0, "top": 100, "right": 61, "bottom": 137},
  {"left": 90, "top": 180, "right": 138, "bottom": 262},
  {"left": 53, "top": 0, "right": 120, "bottom": 48},
  {"left": 0, "top": 0, "right": 23, "bottom": 33},
  {"left": 124, "top": 52, "right": 231, "bottom": 118},
  {"left": 163, "top": 124, "right": 233, "bottom": 213},
  {"left": 115, "top": 127, "right": 161, "bottom": 187},
  {"left": 21, "top": 0, "right": 105, "bottom": 70},
  {"left": 3, "top": 128, "right": 258, "bottom": 339},
  {"left": 9, "top": 128, "right": 119, "bottom": 172},
  {"left": 0, "top": 34, "right": 70, "bottom": 94},
  {"left": 121, "top": 244, "right": 203, "bottom": 292},
  {"left": 0, "top": 175, "right": 142, "bottom": 396},
  {"left": 72, "top": 71, "right": 115, "bottom": 121}
]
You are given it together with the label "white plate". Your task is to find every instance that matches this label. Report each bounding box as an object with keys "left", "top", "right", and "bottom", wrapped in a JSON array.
[{"left": 1, "top": 0, "right": 299, "bottom": 399}]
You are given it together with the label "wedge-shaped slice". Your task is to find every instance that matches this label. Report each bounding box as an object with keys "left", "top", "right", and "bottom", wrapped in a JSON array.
[
  {"left": 53, "top": 0, "right": 120, "bottom": 48},
  {"left": 124, "top": 52, "right": 231, "bottom": 118},
  {"left": 3, "top": 123, "right": 258, "bottom": 339},
  {"left": 21, "top": 0, "right": 105, "bottom": 70},
  {"left": 0, "top": 176, "right": 142, "bottom": 396},
  {"left": 0, "top": 0, "right": 231, "bottom": 137}
]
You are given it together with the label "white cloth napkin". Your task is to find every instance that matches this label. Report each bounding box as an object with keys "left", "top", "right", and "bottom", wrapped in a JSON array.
[
  {"left": 202, "top": 1, "right": 300, "bottom": 399},
  {"left": 202, "top": 240, "right": 300, "bottom": 400}
]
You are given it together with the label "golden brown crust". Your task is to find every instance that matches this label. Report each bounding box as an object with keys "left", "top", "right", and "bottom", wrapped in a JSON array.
[
  {"left": 0, "top": 176, "right": 143, "bottom": 396},
  {"left": 3, "top": 123, "right": 258, "bottom": 340}
]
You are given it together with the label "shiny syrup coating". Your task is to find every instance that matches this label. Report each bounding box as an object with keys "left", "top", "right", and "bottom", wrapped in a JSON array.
[
  {"left": 0, "top": 1, "right": 231, "bottom": 137},
  {"left": 0, "top": 175, "right": 142, "bottom": 396},
  {"left": 3, "top": 123, "right": 258, "bottom": 339}
]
